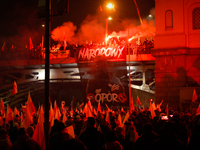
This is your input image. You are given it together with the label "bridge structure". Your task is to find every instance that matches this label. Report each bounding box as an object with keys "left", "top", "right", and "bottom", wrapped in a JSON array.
[{"left": 0, "top": 47, "right": 155, "bottom": 108}]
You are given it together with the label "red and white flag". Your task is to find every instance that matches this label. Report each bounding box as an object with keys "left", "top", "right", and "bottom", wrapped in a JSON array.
[
  {"left": 29, "top": 37, "right": 34, "bottom": 50},
  {"left": 157, "top": 100, "right": 163, "bottom": 112},
  {"left": 5, "top": 104, "right": 13, "bottom": 124},
  {"left": 0, "top": 97, "right": 5, "bottom": 115},
  {"left": 136, "top": 96, "right": 141, "bottom": 106},
  {"left": 117, "top": 113, "right": 122, "bottom": 127},
  {"left": 12, "top": 81, "right": 18, "bottom": 95},
  {"left": 196, "top": 104, "right": 200, "bottom": 115},
  {"left": 192, "top": 88, "right": 198, "bottom": 102},
  {"left": 149, "top": 102, "right": 156, "bottom": 119},
  {"left": 23, "top": 105, "right": 33, "bottom": 129},
  {"left": 97, "top": 101, "right": 101, "bottom": 113},
  {"left": 2, "top": 42, "right": 7, "bottom": 51},
  {"left": 27, "top": 92, "right": 36, "bottom": 115},
  {"left": 32, "top": 105, "right": 46, "bottom": 150}
]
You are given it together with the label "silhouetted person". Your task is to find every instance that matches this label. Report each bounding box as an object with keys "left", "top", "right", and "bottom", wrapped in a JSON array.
[
  {"left": 50, "top": 122, "right": 73, "bottom": 150},
  {"left": 123, "top": 121, "right": 139, "bottom": 150},
  {"left": 10, "top": 128, "right": 41, "bottom": 150},
  {"left": 50, "top": 119, "right": 59, "bottom": 136},
  {"left": 105, "top": 130, "right": 123, "bottom": 150},
  {"left": 79, "top": 117, "right": 106, "bottom": 150},
  {"left": 9, "top": 123, "right": 19, "bottom": 144},
  {"left": 0, "top": 128, "right": 12, "bottom": 150},
  {"left": 134, "top": 123, "right": 159, "bottom": 150},
  {"left": 150, "top": 121, "right": 185, "bottom": 150}
]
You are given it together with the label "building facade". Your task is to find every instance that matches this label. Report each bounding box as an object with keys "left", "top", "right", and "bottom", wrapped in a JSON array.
[{"left": 152, "top": 0, "right": 200, "bottom": 110}]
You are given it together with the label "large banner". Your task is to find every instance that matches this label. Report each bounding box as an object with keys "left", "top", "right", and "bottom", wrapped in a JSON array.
[{"left": 76, "top": 45, "right": 129, "bottom": 107}]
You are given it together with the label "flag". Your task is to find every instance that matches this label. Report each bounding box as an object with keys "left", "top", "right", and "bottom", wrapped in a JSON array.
[
  {"left": 192, "top": 88, "right": 198, "bottom": 102},
  {"left": 55, "top": 108, "right": 61, "bottom": 121},
  {"left": 105, "top": 104, "right": 112, "bottom": 112},
  {"left": 79, "top": 102, "right": 84, "bottom": 109},
  {"left": 23, "top": 105, "right": 33, "bottom": 129},
  {"left": 97, "top": 101, "right": 101, "bottom": 113},
  {"left": 12, "top": 81, "right": 18, "bottom": 95},
  {"left": 5, "top": 104, "right": 13, "bottom": 124},
  {"left": 11, "top": 45, "right": 14, "bottom": 49},
  {"left": 80, "top": 108, "right": 83, "bottom": 113},
  {"left": 136, "top": 96, "right": 141, "bottom": 106},
  {"left": 152, "top": 102, "right": 157, "bottom": 110},
  {"left": 149, "top": 102, "right": 156, "bottom": 119},
  {"left": 14, "top": 107, "right": 19, "bottom": 116},
  {"left": 83, "top": 103, "right": 88, "bottom": 114},
  {"left": 2, "top": 42, "right": 7, "bottom": 51},
  {"left": 0, "top": 116, "right": 3, "bottom": 127},
  {"left": 93, "top": 108, "right": 97, "bottom": 116},
  {"left": 0, "top": 97, "right": 5, "bottom": 115},
  {"left": 157, "top": 100, "right": 163, "bottom": 112},
  {"left": 27, "top": 92, "right": 36, "bottom": 115},
  {"left": 121, "top": 107, "right": 125, "bottom": 113},
  {"left": 62, "top": 109, "right": 67, "bottom": 123},
  {"left": 117, "top": 113, "right": 122, "bottom": 127},
  {"left": 49, "top": 102, "right": 54, "bottom": 128},
  {"left": 87, "top": 101, "right": 93, "bottom": 118},
  {"left": 105, "top": 110, "right": 110, "bottom": 124},
  {"left": 122, "top": 111, "right": 130, "bottom": 127},
  {"left": 196, "top": 104, "right": 200, "bottom": 115},
  {"left": 32, "top": 105, "right": 46, "bottom": 150},
  {"left": 29, "top": 37, "right": 34, "bottom": 50},
  {"left": 66, "top": 125, "right": 75, "bottom": 138},
  {"left": 87, "top": 99, "right": 92, "bottom": 111}
]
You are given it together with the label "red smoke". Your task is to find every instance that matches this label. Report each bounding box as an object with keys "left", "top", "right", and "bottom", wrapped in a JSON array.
[
  {"left": 51, "top": 9, "right": 156, "bottom": 45},
  {"left": 51, "top": 22, "right": 77, "bottom": 44}
]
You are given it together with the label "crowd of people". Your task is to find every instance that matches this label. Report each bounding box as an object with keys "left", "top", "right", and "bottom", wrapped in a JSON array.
[{"left": 0, "top": 102, "right": 200, "bottom": 150}]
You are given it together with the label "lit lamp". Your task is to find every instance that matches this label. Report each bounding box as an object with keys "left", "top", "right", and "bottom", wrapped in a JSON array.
[
  {"left": 105, "top": 3, "right": 115, "bottom": 45},
  {"left": 108, "top": 17, "right": 131, "bottom": 108}
]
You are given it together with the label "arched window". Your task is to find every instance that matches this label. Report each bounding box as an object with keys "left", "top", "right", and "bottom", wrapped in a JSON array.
[
  {"left": 165, "top": 10, "right": 173, "bottom": 29},
  {"left": 192, "top": 7, "right": 200, "bottom": 30}
]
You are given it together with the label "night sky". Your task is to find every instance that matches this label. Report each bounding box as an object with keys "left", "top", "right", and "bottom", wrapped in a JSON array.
[{"left": 0, "top": 0, "right": 155, "bottom": 48}]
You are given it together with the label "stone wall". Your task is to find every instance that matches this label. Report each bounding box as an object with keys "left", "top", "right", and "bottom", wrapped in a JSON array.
[{"left": 152, "top": 48, "right": 200, "bottom": 109}]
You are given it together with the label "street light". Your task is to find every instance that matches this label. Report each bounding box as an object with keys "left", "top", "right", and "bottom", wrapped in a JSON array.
[
  {"left": 105, "top": 2, "right": 115, "bottom": 45},
  {"left": 106, "top": 3, "right": 114, "bottom": 9},
  {"left": 108, "top": 17, "right": 132, "bottom": 109}
]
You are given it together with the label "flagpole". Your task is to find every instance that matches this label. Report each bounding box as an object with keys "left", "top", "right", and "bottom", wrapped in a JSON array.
[{"left": 44, "top": 0, "right": 50, "bottom": 149}]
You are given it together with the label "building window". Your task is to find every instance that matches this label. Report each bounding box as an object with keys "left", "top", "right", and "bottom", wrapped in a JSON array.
[
  {"left": 192, "top": 7, "right": 200, "bottom": 30},
  {"left": 165, "top": 10, "right": 173, "bottom": 28}
]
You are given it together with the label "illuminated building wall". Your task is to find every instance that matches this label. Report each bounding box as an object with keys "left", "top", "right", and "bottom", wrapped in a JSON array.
[{"left": 152, "top": 0, "right": 200, "bottom": 109}]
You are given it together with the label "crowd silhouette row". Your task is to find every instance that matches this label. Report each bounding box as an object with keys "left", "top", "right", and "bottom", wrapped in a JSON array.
[{"left": 0, "top": 100, "right": 200, "bottom": 150}]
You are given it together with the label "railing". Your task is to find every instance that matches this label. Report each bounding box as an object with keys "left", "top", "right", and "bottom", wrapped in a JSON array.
[
  {"left": 0, "top": 49, "right": 71, "bottom": 61},
  {"left": 0, "top": 45, "right": 153, "bottom": 61}
]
